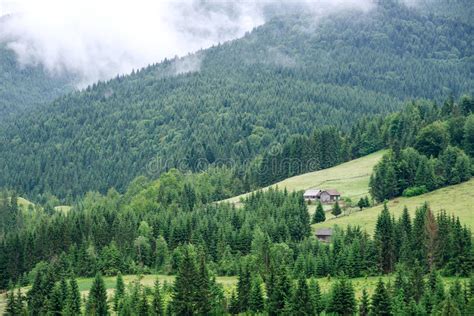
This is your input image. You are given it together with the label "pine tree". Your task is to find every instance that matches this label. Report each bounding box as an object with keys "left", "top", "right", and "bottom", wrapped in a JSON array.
[
  {"left": 194, "top": 255, "right": 211, "bottom": 315},
  {"left": 374, "top": 204, "right": 395, "bottom": 273},
  {"left": 248, "top": 276, "right": 265, "bottom": 314},
  {"left": 439, "top": 296, "right": 461, "bottom": 316},
  {"left": 237, "top": 265, "right": 251, "bottom": 312},
  {"left": 359, "top": 288, "right": 370, "bottom": 316},
  {"left": 228, "top": 290, "right": 240, "bottom": 315},
  {"left": 114, "top": 272, "right": 125, "bottom": 311},
  {"left": 86, "top": 273, "right": 109, "bottom": 316},
  {"left": 138, "top": 288, "right": 150, "bottom": 316},
  {"left": 291, "top": 276, "right": 313, "bottom": 315},
  {"left": 313, "top": 202, "right": 326, "bottom": 223},
  {"left": 49, "top": 283, "right": 65, "bottom": 315},
  {"left": 65, "top": 278, "right": 81, "bottom": 316},
  {"left": 328, "top": 277, "right": 356, "bottom": 315},
  {"left": 267, "top": 265, "right": 292, "bottom": 316},
  {"left": 370, "top": 278, "right": 392, "bottom": 316},
  {"left": 152, "top": 279, "right": 163, "bottom": 316},
  {"left": 309, "top": 278, "right": 323, "bottom": 314},
  {"left": 171, "top": 247, "right": 197, "bottom": 316},
  {"left": 331, "top": 201, "right": 342, "bottom": 217},
  {"left": 5, "top": 288, "right": 17, "bottom": 316}
]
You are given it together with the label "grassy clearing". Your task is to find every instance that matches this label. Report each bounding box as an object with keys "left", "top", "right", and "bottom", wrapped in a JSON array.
[
  {"left": 1, "top": 274, "right": 468, "bottom": 314},
  {"left": 222, "top": 150, "right": 385, "bottom": 206},
  {"left": 313, "top": 179, "right": 474, "bottom": 235}
]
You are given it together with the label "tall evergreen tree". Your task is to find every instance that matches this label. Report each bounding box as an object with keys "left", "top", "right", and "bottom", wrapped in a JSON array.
[
  {"left": 86, "top": 273, "right": 109, "bottom": 316},
  {"left": 370, "top": 279, "right": 392, "bottom": 316},
  {"left": 248, "top": 276, "right": 265, "bottom": 314},
  {"left": 313, "top": 202, "right": 326, "bottom": 223},
  {"left": 359, "top": 288, "right": 370, "bottom": 316},
  {"left": 152, "top": 280, "right": 163, "bottom": 316},
  {"left": 374, "top": 203, "right": 395, "bottom": 273},
  {"left": 291, "top": 276, "right": 313, "bottom": 316},
  {"left": 331, "top": 201, "right": 342, "bottom": 217},
  {"left": 309, "top": 278, "right": 323, "bottom": 315},
  {"left": 65, "top": 278, "right": 81, "bottom": 316},
  {"left": 171, "top": 248, "right": 197, "bottom": 316},
  {"left": 327, "top": 277, "right": 356, "bottom": 316},
  {"left": 114, "top": 272, "right": 125, "bottom": 311}
]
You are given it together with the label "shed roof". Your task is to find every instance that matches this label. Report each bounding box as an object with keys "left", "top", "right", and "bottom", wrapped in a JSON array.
[
  {"left": 304, "top": 189, "right": 321, "bottom": 196},
  {"left": 322, "top": 189, "right": 340, "bottom": 196},
  {"left": 315, "top": 228, "right": 333, "bottom": 236}
]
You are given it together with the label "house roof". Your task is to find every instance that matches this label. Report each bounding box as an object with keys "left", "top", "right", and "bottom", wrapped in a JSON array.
[
  {"left": 315, "top": 228, "right": 333, "bottom": 236},
  {"left": 303, "top": 189, "right": 321, "bottom": 196},
  {"left": 322, "top": 189, "right": 340, "bottom": 196}
]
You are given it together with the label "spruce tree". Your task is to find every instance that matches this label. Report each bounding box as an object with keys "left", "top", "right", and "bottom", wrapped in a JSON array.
[
  {"left": 359, "top": 288, "right": 370, "bottom": 316},
  {"left": 237, "top": 265, "right": 251, "bottom": 312},
  {"left": 309, "top": 278, "right": 323, "bottom": 314},
  {"left": 331, "top": 201, "right": 342, "bottom": 217},
  {"left": 5, "top": 288, "right": 17, "bottom": 316},
  {"left": 171, "top": 248, "right": 197, "bottom": 316},
  {"left": 291, "top": 276, "right": 313, "bottom": 315},
  {"left": 65, "top": 278, "right": 81, "bottom": 316},
  {"left": 152, "top": 279, "right": 163, "bottom": 316},
  {"left": 195, "top": 255, "right": 211, "bottom": 315},
  {"left": 370, "top": 278, "right": 392, "bottom": 316},
  {"left": 228, "top": 290, "right": 240, "bottom": 315},
  {"left": 313, "top": 202, "right": 326, "bottom": 223},
  {"left": 374, "top": 204, "right": 395, "bottom": 273},
  {"left": 86, "top": 273, "right": 109, "bottom": 316},
  {"left": 327, "top": 277, "right": 356, "bottom": 315},
  {"left": 248, "top": 276, "right": 265, "bottom": 314},
  {"left": 114, "top": 272, "right": 125, "bottom": 311},
  {"left": 137, "top": 288, "right": 150, "bottom": 316},
  {"left": 48, "top": 283, "right": 65, "bottom": 315}
]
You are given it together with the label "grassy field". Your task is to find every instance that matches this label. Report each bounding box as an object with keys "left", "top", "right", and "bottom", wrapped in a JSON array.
[
  {"left": 1, "top": 273, "right": 468, "bottom": 314},
  {"left": 313, "top": 178, "right": 474, "bottom": 235},
  {"left": 222, "top": 150, "right": 385, "bottom": 206}
]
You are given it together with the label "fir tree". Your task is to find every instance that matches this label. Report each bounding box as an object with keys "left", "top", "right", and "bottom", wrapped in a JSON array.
[
  {"left": 171, "top": 247, "right": 197, "bottom": 316},
  {"left": 370, "top": 278, "right": 392, "bottom": 316},
  {"left": 291, "top": 276, "right": 313, "bottom": 316},
  {"left": 152, "top": 279, "right": 163, "bottom": 316},
  {"left": 48, "top": 283, "right": 65, "bottom": 315},
  {"left": 86, "top": 273, "right": 109, "bottom": 316},
  {"left": 331, "top": 201, "right": 342, "bottom": 217},
  {"left": 137, "top": 288, "right": 150, "bottom": 316},
  {"left": 114, "top": 272, "right": 125, "bottom": 311},
  {"left": 374, "top": 204, "right": 395, "bottom": 273},
  {"left": 313, "top": 202, "right": 326, "bottom": 223},
  {"left": 5, "top": 287, "right": 17, "bottom": 316},
  {"left": 65, "top": 278, "right": 81, "bottom": 316},
  {"left": 237, "top": 265, "right": 251, "bottom": 312},
  {"left": 359, "top": 288, "right": 370, "bottom": 316},
  {"left": 228, "top": 290, "right": 240, "bottom": 315},
  {"left": 248, "top": 276, "right": 265, "bottom": 314},
  {"left": 327, "top": 277, "right": 356, "bottom": 315},
  {"left": 195, "top": 255, "right": 211, "bottom": 315},
  {"left": 309, "top": 278, "right": 323, "bottom": 314}
]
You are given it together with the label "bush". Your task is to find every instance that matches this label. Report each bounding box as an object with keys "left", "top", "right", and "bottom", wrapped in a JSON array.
[{"left": 402, "top": 186, "right": 428, "bottom": 197}]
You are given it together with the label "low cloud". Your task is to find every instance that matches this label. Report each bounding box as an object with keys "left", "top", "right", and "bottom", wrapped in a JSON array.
[{"left": 0, "top": 0, "right": 375, "bottom": 86}]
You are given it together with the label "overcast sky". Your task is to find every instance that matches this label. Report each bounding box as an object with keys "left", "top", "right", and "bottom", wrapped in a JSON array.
[{"left": 0, "top": 0, "right": 374, "bottom": 86}]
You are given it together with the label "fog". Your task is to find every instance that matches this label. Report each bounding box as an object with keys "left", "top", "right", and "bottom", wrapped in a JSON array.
[{"left": 0, "top": 0, "right": 374, "bottom": 86}]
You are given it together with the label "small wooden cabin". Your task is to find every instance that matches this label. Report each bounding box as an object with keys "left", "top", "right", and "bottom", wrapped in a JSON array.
[{"left": 315, "top": 228, "right": 333, "bottom": 242}]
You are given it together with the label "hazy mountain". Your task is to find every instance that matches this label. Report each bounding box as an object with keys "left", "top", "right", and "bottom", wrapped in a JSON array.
[{"left": 0, "top": 1, "right": 472, "bottom": 198}]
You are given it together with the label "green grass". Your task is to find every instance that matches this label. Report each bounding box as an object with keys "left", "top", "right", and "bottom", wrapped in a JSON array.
[
  {"left": 222, "top": 150, "right": 385, "bottom": 206},
  {"left": 313, "top": 178, "right": 474, "bottom": 235},
  {"left": 0, "top": 273, "right": 468, "bottom": 314}
]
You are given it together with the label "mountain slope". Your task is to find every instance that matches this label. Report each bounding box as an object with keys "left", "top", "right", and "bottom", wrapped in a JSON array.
[
  {"left": 313, "top": 178, "right": 474, "bottom": 234},
  {"left": 0, "top": 2, "right": 473, "bottom": 198},
  {"left": 222, "top": 150, "right": 385, "bottom": 205},
  {"left": 0, "top": 44, "right": 73, "bottom": 119}
]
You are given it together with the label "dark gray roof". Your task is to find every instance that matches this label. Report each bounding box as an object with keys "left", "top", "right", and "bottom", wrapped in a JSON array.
[
  {"left": 315, "top": 228, "right": 333, "bottom": 236},
  {"left": 322, "top": 189, "right": 340, "bottom": 196}
]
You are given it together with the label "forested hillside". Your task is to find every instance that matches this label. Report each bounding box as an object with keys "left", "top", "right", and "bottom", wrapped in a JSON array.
[
  {"left": 0, "top": 44, "right": 73, "bottom": 119},
  {"left": 0, "top": 1, "right": 472, "bottom": 199}
]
